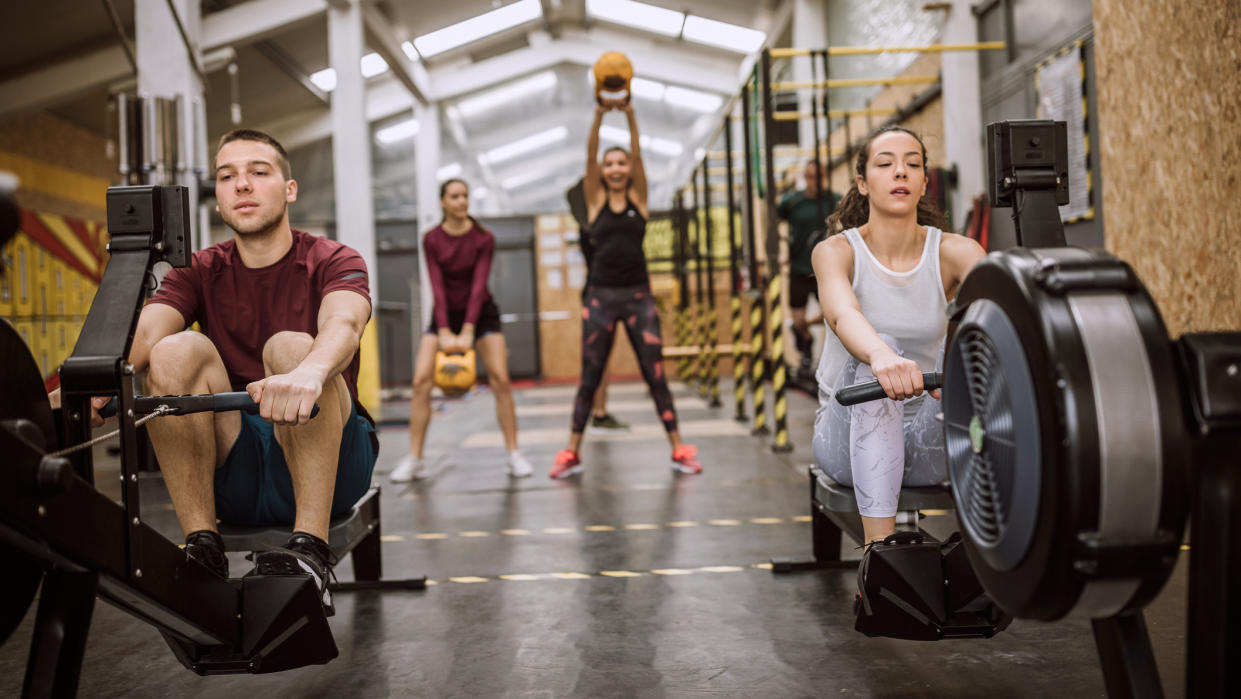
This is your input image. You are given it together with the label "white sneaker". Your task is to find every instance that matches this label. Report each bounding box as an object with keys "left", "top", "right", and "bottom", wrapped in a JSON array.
[
  {"left": 507, "top": 450, "right": 533, "bottom": 478},
  {"left": 390, "top": 454, "right": 427, "bottom": 482}
]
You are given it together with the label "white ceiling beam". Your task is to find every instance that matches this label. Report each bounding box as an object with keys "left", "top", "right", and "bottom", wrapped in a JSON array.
[
  {"left": 430, "top": 27, "right": 741, "bottom": 101},
  {"left": 0, "top": 44, "right": 133, "bottom": 118},
  {"left": 360, "top": 2, "right": 431, "bottom": 106},
  {"left": 201, "top": 0, "right": 328, "bottom": 52},
  {"left": 254, "top": 75, "right": 414, "bottom": 150}
]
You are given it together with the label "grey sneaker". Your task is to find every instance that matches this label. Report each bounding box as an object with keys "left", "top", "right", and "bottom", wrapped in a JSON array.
[{"left": 589, "top": 413, "right": 630, "bottom": 434}]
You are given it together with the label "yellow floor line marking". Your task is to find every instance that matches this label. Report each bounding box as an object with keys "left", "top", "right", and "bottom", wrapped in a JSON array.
[
  {"left": 624, "top": 523, "right": 660, "bottom": 530},
  {"left": 552, "top": 572, "right": 592, "bottom": 580},
  {"left": 401, "top": 516, "right": 808, "bottom": 542},
  {"left": 699, "top": 566, "right": 745, "bottom": 573},
  {"left": 665, "top": 521, "right": 699, "bottom": 527},
  {"left": 425, "top": 580, "right": 439, "bottom": 586},
  {"left": 500, "top": 529, "right": 530, "bottom": 535},
  {"left": 749, "top": 518, "right": 784, "bottom": 524},
  {"left": 753, "top": 563, "right": 774, "bottom": 570},
  {"left": 499, "top": 574, "right": 541, "bottom": 581},
  {"left": 416, "top": 533, "right": 447, "bottom": 540},
  {"left": 449, "top": 576, "right": 489, "bottom": 583},
  {"left": 542, "top": 527, "right": 576, "bottom": 534},
  {"left": 600, "top": 570, "right": 644, "bottom": 578},
  {"left": 921, "top": 509, "right": 951, "bottom": 516},
  {"left": 584, "top": 525, "right": 617, "bottom": 532},
  {"left": 651, "top": 568, "right": 694, "bottom": 576},
  {"left": 458, "top": 531, "right": 490, "bottom": 537},
  {"left": 1180, "top": 544, "right": 1191, "bottom": 551},
  {"left": 708, "top": 519, "right": 741, "bottom": 526},
  {"left": 380, "top": 535, "right": 405, "bottom": 542},
  {"left": 792, "top": 515, "right": 813, "bottom": 523}
]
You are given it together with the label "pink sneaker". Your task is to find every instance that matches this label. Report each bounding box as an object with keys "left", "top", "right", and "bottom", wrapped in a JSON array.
[
  {"left": 671, "top": 444, "right": 703, "bottom": 474},
  {"left": 549, "top": 449, "right": 583, "bottom": 479}
]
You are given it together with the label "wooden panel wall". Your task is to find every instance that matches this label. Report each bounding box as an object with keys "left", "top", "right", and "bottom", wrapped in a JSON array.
[{"left": 1093, "top": 0, "right": 1241, "bottom": 334}]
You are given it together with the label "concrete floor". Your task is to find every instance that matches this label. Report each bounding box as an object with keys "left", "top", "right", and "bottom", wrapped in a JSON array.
[{"left": 0, "top": 380, "right": 1189, "bottom": 698}]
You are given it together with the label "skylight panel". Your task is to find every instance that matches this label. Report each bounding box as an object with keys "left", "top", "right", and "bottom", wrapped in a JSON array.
[{"left": 414, "top": 0, "right": 543, "bottom": 58}]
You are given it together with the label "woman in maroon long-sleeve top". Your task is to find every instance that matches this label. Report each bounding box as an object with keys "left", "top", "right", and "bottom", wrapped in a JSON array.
[{"left": 391, "top": 179, "right": 532, "bottom": 480}]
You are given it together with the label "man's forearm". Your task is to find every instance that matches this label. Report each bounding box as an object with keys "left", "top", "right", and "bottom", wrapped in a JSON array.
[{"left": 296, "top": 319, "right": 362, "bottom": 384}]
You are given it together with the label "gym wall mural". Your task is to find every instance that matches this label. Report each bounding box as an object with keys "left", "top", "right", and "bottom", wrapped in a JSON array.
[{"left": 0, "top": 208, "right": 107, "bottom": 389}]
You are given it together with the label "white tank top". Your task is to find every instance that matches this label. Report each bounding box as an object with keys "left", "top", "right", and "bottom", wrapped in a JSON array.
[{"left": 816, "top": 226, "right": 948, "bottom": 406}]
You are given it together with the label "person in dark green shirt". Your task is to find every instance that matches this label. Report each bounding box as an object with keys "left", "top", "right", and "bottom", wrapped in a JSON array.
[{"left": 777, "top": 160, "right": 839, "bottom": 375}]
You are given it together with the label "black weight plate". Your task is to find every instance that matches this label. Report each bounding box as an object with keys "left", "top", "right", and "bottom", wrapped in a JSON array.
[{"left": 0, "top": 319, "right": 52, "bottom": 642}]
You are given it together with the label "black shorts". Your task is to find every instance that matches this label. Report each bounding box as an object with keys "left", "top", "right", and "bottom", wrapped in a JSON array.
[
  {"left": 426, "top": 298, "right": 503, "bottom": 337},
  {"left": 788, "top": 272, "right": 818, "bottom": 309}
]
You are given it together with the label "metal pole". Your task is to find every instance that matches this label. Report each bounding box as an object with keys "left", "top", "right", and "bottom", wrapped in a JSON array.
[
  {"left": 691, "top": 166, "right": 707, "bottom": 394},
  {"left": 821, "top": 49, "right": 833, "bottom": 197},
  {"left": 762, "top": 47, "right": 793, "bottom": 453},
  {"left": 674, "top": 190, "right": 692, "bottom": 384},
  {"left": 702, "top": 158, "right": 721, "bottom": 408},
  {"left": 742, "top": 73, "right": 768, "bottom": 436},
  {"left": 809, "top": 51, "right": 825, "bottom": 233},
  {"left": 725, "top": 115, "right": 747, "bottom": 422}
]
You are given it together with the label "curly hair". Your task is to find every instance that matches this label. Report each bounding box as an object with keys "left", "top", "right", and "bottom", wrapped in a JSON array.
[{"left": 827, "top": 125, "right": 948, "bottom": 233}]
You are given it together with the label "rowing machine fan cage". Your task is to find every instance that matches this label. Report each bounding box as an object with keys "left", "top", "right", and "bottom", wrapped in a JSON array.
[{"left": 944, "top": 248, "right": 1188, "bottom": 621}]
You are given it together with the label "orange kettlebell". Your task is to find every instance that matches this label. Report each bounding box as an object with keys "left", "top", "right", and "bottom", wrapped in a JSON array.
[
  {"left": 434, "top": 349, "right": 476, "bottom": 397},
  {"left": 593, "top": 51, "right": 633, "bottom": 106}
]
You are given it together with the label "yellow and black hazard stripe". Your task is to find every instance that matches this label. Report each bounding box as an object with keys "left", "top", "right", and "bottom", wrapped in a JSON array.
[
  {"left": 748, "top": 287, "right": 768, "bottom": 435},
  {"left": 767, "top": 276, "right": 792, "bottom": 452},
  {"left": 730, "top": 293, "right": 747, "bottom": 421}
]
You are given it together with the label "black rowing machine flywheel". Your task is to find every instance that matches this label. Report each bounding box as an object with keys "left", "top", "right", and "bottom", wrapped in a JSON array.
[
  {"left": 0, "top": 318, "right": 55, "bottom": 642},
  {"left": 944, "top": 248, "right": 1188, "bottom": 621}
]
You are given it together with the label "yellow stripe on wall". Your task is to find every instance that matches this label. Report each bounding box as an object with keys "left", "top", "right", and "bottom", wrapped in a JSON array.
[{"left": 0, "top": 151, "right": 109, "bottom": 211}]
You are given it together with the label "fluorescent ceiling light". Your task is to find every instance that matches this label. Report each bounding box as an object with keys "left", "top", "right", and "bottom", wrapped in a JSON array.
[
  {"left": 598, "top": 124, "right": 631, "bottom": 144},
  {"left": 375, "top": 119, "right": 420, "bottom": 144},
  {"left": 598, "top": 125, "right": 683, "bottom": 158},
  {"left": 647, "top": 137, "right": 683, "bottom": 157},
  {"left": 630, "top": 77, "right": 666, "bottom": 101},
  {"left": 436, "top": 162, "right": 462, "bottom": 180},
  {"left": 360, "top": 52, "right": 389, "bottom": 78},
  {"left": 502, "top": 170, "right": 545, "bottom": 190},
  {"left": 664, "top": 85, "right": 724, "bottom": 113},
  {"left": 682, "top": 15, "right": 766, "bottom": 54},
  {"left": 480, "top": 125, "right": 569, "bottom": 164},
  {"left": 310, "top": 67, "right": 336, "bottom": 92},
  {"left": 400, "top": 41, "right": 418, "bottom": 61},
  {"left": 308, "top": 52, "right": 391, "bottom": 93},
  {"left": 457, "top": 71, "right": 558, "bottom": 118},
  {"left": 586, "top": 0, "right": 684, "bottom": 37},
  {"left": 472, "top": 186, "right": 489, "bottom": 199},
  {"left": 414, "top": 0, "right": 542, "bottom": 58}
]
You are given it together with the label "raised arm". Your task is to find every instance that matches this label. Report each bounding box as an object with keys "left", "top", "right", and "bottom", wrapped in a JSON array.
[
  {"left": 620, "top": 103, "right": 647, "bottom": 212},
  {"left": 584, "top": 104, "right": 607, "bottom": 215}
]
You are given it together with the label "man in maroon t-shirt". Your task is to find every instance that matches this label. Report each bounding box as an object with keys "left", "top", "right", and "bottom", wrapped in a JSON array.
[{"left": 86, "top": 129, "right": 373, "bottom": 610}]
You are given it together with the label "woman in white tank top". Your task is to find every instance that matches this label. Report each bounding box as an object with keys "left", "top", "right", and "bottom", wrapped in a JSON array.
[{"left": 810, "top": 126, "right": 986, "bottom": 545}]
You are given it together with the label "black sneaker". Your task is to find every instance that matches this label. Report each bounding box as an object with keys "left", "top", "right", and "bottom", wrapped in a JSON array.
[
  {"left": 252, "top": 532, "right": 337, "bottom": 616},
  {"left": 589, "top": 412, "right": 630, "bottom": 434},
  {"left": 184, "top": 530, "right": 229, "bottom": 579}
]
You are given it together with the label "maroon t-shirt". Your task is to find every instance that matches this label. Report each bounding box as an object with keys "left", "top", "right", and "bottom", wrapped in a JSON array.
[
  {"left": 148, "top": 229, "right": 372, "bottom": 415},
  {"left": 422, "top": 222, "right": 494, "bottom": 330}
]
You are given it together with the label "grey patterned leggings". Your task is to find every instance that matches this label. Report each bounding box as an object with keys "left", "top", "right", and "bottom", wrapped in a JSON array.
[{"left": 811, "top": 334, "right": 946, "bottom": 518}]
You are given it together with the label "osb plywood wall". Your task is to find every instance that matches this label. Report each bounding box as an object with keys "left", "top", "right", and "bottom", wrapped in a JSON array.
[{"left": 1094, "top": 0, "right": 1241, "bottom": 335}]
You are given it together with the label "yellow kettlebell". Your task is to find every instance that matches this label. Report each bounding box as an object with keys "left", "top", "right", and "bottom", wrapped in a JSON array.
[
  {"left": 434, "top": 349, "right": 476, "bottom": 397},
  {"left": 593, "top": 51, "right": 633, "bottom": 106}
]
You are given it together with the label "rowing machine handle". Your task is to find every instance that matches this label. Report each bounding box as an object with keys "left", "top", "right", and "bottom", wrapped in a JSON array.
[
  {"left": 835, "top": 371, "right": 943, "bottom": 406},
  {"left": 100, "top": 392, "right": 320, "bottom": 419}
]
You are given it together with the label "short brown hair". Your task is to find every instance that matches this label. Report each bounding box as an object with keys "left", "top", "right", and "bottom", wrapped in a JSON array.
[{"left": 216, "top": 128, "right": 291, "bottom": 180}]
